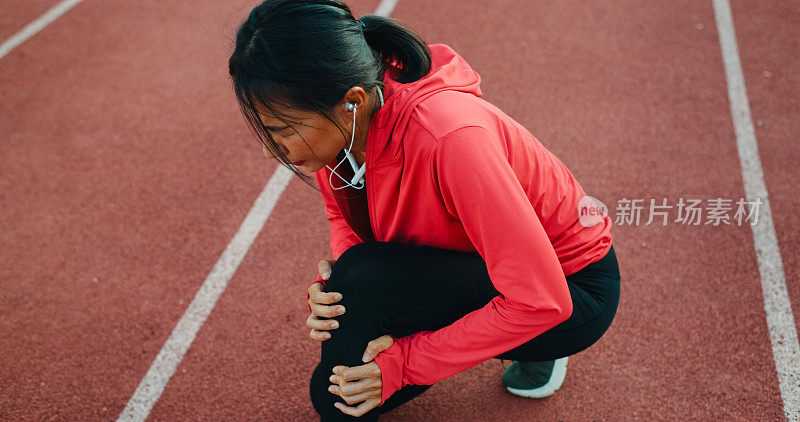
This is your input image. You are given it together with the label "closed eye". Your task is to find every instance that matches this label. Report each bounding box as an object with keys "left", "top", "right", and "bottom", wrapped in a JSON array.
[{"left": 279, "top": 129, "right": 299, "bottom": 140}]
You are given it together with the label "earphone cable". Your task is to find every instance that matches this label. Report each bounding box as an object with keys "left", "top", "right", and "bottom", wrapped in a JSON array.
[{"left": 325, "top": 85, "right": 383, "bottom": 190}]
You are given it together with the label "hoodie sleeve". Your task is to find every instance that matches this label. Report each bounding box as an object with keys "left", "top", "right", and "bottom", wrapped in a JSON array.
[
  {"left": 306, "top": 170, "right": 364, "bottom": 314},
  {"left": 372, "top": 125, "right": 573, "bottom": 406}
]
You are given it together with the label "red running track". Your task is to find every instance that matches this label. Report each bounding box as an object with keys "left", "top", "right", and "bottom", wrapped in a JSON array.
[{"left": 0, "top": 0, "right": 797, "bottom": 420}]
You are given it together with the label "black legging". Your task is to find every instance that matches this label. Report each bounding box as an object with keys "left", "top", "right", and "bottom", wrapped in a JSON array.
[{"left": 310, "top": 241, "right": 621, "bottom": 421}]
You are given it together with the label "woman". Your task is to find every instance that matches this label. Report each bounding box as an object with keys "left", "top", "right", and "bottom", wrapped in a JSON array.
[{"left": 228, "top": 0, "right": 621, "bottom": 420}]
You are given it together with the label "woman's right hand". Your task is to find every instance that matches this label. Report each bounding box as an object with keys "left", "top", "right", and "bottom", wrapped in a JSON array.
[{"left": 306, "top": 258, "right": 346, "bottom": 342}]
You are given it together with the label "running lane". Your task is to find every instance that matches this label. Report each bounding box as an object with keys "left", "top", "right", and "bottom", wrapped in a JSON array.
[
  {"left": 729, "top": 0, "right": 800, "bottom": 338},
  {"left": 0, "top": 0, "right": 295, "bottom": 419}
]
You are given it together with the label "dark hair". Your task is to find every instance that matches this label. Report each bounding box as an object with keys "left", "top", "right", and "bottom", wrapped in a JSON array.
[{"left": 228, "top": 0, "right": 432, "bottom": 197}]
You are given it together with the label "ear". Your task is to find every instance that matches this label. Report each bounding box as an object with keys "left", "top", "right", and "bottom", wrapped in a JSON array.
[{"left": 339, "top": 86, "right": 368, "bottom": 113}]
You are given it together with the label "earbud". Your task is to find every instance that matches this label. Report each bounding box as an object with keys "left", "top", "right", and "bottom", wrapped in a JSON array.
[{"left": 326, "top": 100, "right": 363, "bottom": 190}]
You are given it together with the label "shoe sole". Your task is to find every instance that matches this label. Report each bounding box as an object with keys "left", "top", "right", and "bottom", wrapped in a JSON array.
[{"left": 505, "top": 356, "right": 568, "bottom": 398}]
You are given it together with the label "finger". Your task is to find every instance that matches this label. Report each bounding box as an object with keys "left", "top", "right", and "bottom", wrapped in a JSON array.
[
  {"left": 334, "top": 398, "right": 380, "bottom": 417},
  {"left": 333, "top": 377, "right": 380, "bottom": 397},
  {"left": 308, "top": 283, "right": 342, "bottom": 305},
  {"left": 317, "top": 259, "right": 333, "bottom": 280},
  {"left": 333, "top": 362, "right": 380, "bottom": 382},
  {"left": 362, "top": 335, "right": 393, "bottom": 362},
  {"left": 311, "top": 302, "right": 346, "bottom": 319},
  {"left": 306, "top": 315, "right": 340, "bottom": 331},
  {"left": 334, "top": 387, "right": 374, "bottom": 406},
  {"left": 308, "top": 280, "right": 323, "bottom": 295},
  {"left": 309, "top": 288, "right": 342, "bottom": 306},
  {"left": 309, "top": 329, "right": 331, "bottom": 341},
  {"left": 362, "top": 341, "right": 375, "bottom": 363}
]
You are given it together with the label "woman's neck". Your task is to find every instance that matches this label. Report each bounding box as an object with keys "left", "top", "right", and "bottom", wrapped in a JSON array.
[
  {"left": 350, "top": 86, "right": 381, "bottom": 166},
  {"left": 352, "top": 150, "right": 366, "bottom": 167}
]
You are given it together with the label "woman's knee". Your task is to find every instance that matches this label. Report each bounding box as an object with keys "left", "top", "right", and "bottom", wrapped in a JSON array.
[{"left": 325, "top": 241, "right": 396, "bottom": 300}]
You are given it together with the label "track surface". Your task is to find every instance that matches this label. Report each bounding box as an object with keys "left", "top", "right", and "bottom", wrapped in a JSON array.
[{"left": 1, "top": 0, "right": 797, "bottom": 420}]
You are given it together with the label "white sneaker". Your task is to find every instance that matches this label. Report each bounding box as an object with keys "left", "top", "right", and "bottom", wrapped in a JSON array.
[{"left": 501, "top": 356, "right": 569, "bottom": 398}]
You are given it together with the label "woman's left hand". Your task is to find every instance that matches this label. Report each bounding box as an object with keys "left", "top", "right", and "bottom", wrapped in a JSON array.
[{"left": 328, "top": 335, "right": 394, "bottom": 417}]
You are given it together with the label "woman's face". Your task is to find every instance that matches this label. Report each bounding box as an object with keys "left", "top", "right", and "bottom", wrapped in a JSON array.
[
  {"left": 256, "top": 105, "right": 347, "bottom": 173},
  {"left": 254, "top": 87, "right": 371, "bottom": 173}
]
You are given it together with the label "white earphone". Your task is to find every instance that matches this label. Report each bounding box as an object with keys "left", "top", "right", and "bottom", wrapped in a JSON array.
[{"left": 326, "top": 86, "right": 384, "bottom": 190}]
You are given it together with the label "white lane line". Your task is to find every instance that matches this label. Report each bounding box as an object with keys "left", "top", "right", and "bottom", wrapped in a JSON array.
[
  {"left": 374, "top": 0, "right": 399, "bottom": 16},
  {"left": 117, "top": 1, "right": 398, "bottom": 420},
  {"left": 712, "top": 1, "right": 800, "bottom": 420},
  {"left": 117, "top": 166, "right": 294, "bottom": 421},
  {"left": 0, "top": 0, "right": 85, "bottom": 61}
]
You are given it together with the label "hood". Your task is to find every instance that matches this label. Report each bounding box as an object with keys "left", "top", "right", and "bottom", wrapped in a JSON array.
[{"left": 368, "top": 43, "right": 482, "bottom": 164}]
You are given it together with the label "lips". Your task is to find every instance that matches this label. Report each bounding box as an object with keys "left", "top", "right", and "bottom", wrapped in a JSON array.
[{"left": 292, "top": 161, "right": 305, "bottom": 166}]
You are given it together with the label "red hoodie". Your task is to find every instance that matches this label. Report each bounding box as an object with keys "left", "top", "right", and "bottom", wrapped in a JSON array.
[{"left": 306, "top": 43, "right": 613, "bottom": 406}]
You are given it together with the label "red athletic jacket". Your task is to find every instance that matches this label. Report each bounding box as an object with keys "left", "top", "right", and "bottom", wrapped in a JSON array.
[{"left": 305, "top": 43, "right": 613, "bottom": 406}]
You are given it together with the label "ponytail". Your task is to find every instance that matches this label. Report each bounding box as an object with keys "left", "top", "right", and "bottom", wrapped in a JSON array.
[{"left": 359, "top": 14, "right": 432, "bottom": 84}]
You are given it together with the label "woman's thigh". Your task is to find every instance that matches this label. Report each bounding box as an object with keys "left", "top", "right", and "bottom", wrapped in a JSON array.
[
  {"left": 319, "top": 240, "right": 620, "bottom": 363},
  {"left": 322, "top": 241, "right": 494, "bottom": 345}
]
